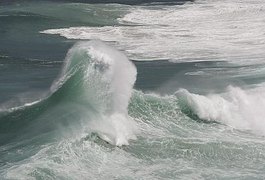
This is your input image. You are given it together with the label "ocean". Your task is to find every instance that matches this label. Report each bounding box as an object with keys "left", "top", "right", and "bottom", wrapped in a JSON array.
[{"left": 1, "top": 0, "right": 265, "bottom": 179}]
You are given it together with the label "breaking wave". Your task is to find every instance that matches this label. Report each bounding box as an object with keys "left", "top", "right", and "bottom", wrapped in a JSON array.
[
  {"left": 0, "top": 40, "right": 138, "bottom": 146},
  {"left": 177, "top": 85, "right": 265, "bottom": 135}
]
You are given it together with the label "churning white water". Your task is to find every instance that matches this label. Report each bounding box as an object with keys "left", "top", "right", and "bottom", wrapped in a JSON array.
[
  {"left": 42, "top": 0, "right": 265, "bottom": 63},
  {"left": 177, "top": 85, "right": 265, "bottom": 134}
]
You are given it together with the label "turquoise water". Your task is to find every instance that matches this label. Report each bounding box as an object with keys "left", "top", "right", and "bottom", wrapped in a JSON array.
[{"left": 1, "top": 0, "right": 265, "bottom": 179}]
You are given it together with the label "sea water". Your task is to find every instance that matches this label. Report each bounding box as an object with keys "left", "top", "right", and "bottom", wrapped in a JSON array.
[{"left": 1, "top": 0, "right": 265, "bottom": 179}]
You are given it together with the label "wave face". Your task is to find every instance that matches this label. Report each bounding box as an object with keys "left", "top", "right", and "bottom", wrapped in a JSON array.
[{"left": 0, "top": 40, "right": 138, "bottom": 147}]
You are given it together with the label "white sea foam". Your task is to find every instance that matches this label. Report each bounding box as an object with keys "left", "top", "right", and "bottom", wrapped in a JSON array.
[
  {"left": 177, "top": 84, "right": 265, "bottom": 135},
  {"left": 41, "top": 0, "right": 265, "bottom": 63}
]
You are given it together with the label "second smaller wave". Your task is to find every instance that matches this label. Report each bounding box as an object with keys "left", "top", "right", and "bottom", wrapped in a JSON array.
[{"left": 176, "top": 85, "right": 265, "bottom": 135}]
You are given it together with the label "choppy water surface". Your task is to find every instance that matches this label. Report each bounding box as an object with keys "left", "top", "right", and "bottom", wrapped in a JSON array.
[{"left": 1, "top": 0, "right": 265, "bottom": 179}]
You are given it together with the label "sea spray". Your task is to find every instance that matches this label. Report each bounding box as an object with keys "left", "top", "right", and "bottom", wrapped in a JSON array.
[{"left": 51, "top": 40, "right": 138, "bottom": 146}]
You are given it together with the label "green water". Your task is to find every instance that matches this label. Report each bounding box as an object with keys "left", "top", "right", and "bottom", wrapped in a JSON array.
[{"left": 1, "top": 1, "right": 265, "bottom": 179}]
